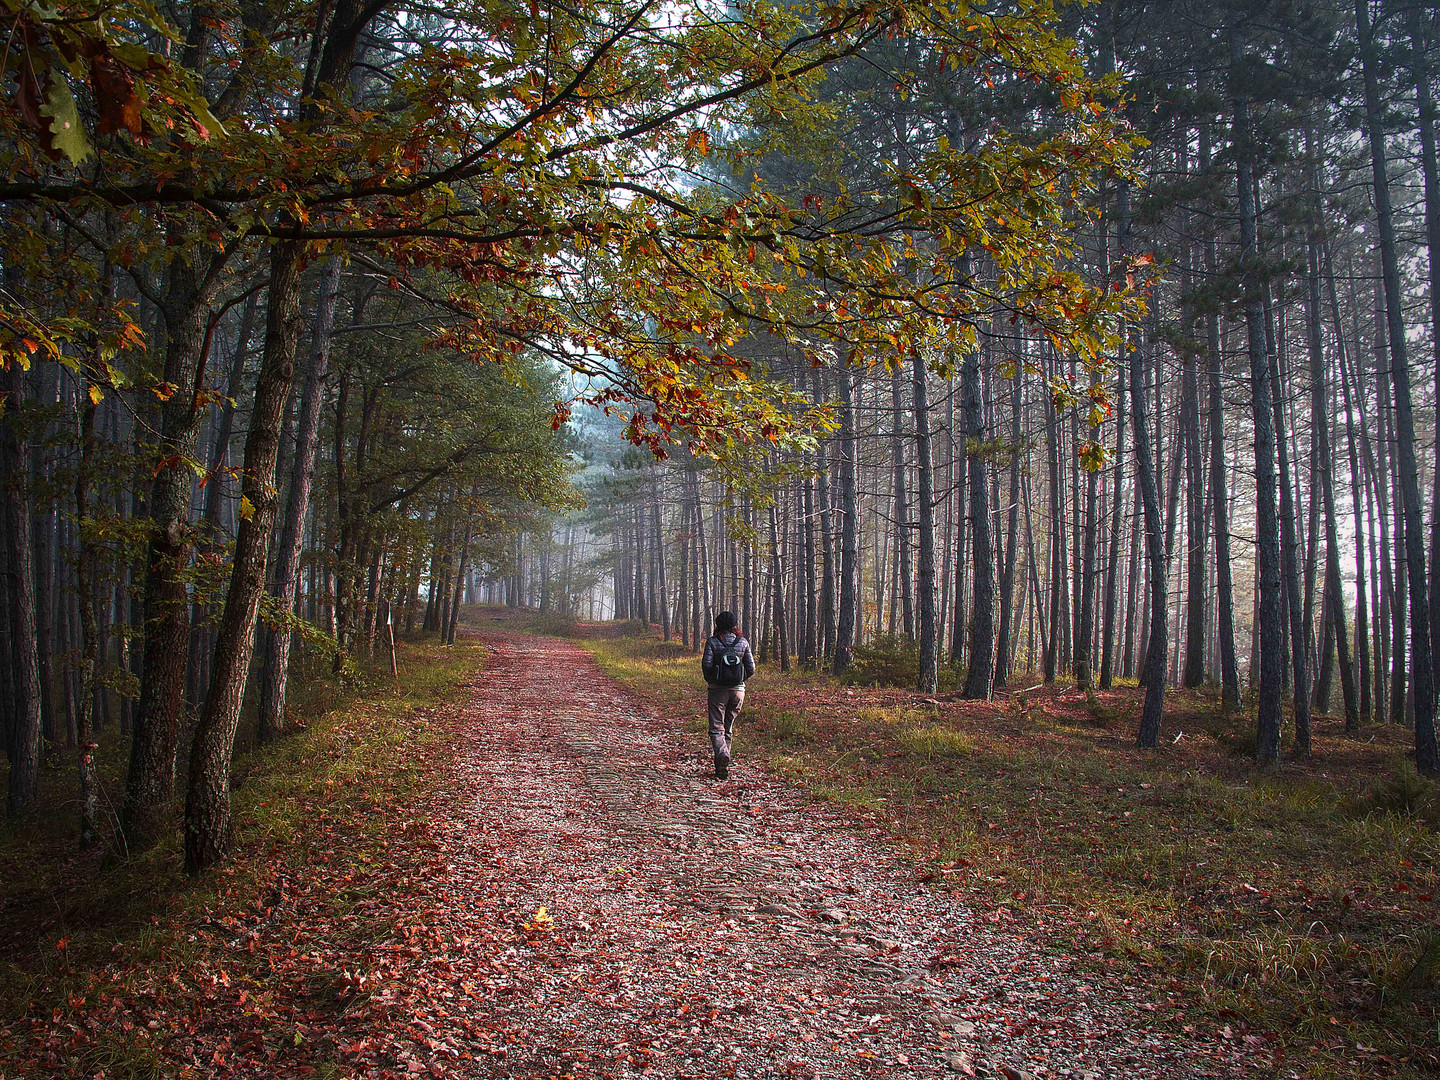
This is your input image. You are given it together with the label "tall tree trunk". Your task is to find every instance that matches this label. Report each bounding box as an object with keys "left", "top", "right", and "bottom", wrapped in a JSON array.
[
  {"left": 768, "top": 499, "right": 790, "bottom": 672},
  {"left": 257, "top": 255, "right": 342, "bottom": 743},
  {"left": 913, "top": 353, "right": 939, "bottom": 692},
  {"left": 889, "top": 365, "right": 914, "bottom": 640},
  {"left": 801, "top": 467, "right": 818, "bottom": 667},
  {"left": 1231, "top": 31, "right": 1285, "bottom": 764},
  {"left": 652, "top": 496, "right": 670, "bottom": 640},
  {"left": 123, "top": 259, "right": 213, "bottom": 848},
  {"left": 961, "top": 345, "right": 993, "bottom": 698},
  {"left": 1206, "top": 235, "right": 1241, "bottom": 708},
  {"left": 1122, "top": 184, "right": 1166, "bottom": 747},
  {"left": 2, "top": 362, "right": 41, "bottom": 817},
  {"left": 1181, "top": 340, "right": 1206, "bottom": 688},
  {"left": 1408, "top": 2, "right": 1440, "bottom": 694},
  {"left": 815, "top": 371, "right": 837, "bottom": 661},
  {"left": 1101, "top": 324, "right": 1128, "bottom": 690},
  {"left": 832, "top": 366, "right": 860, "bottom": 674},
  {"left": 994, "top": 364, "right": 1022, "bottom": 688},
  {"left": 1267, "top": 280, "right": 1311, "bottom": 755},
  {"left": 183, "top": 240, "right": 302, "bottom": 873},
  {"left": 1329, "top": 244, "right": 1372, "bottom": 721},
  {"left": 1307, "top": 221, "right": 1359, "bottom": 729},
  {"left": 1358, "top": 0, "right": 1437, "bottom": 769},
  {"left": 1044, "top": 351, "right": 1062, "bottom": 683},
  {"left": 30, "top": 371, "right": 55, "bottom": 755},
  {"left": 74, "top": 370, "right": 103, "bottom": 845}
]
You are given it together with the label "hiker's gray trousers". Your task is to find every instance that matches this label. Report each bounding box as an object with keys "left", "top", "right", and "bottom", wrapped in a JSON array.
[{"left": 707, "top": 685, "right": 745, "bottom": 763}]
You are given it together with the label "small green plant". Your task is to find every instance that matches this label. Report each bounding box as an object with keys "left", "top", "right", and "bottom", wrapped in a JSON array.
[
  {"left": 766, "top": 709, "right": 812, "bottom": 743},
  {"left": 1348, "top": 766, "right": 1439, "bottom": 826},
  {"left": 896, "top": 723, "right": 976, "bottom": 760},
  {"left": 1083, "top": 688, "right": 1120, "bottom": 728},
  {"left": 1389, "top": 933, "right": 1440, "bottom": 998},
  {"left": 525, "top": 610, "right": 584, "bottom": 637},
  {"left": 1201, "top": 713, "right": 1258, "bottom": 757},
  {"left": 840, "top": 634, "right": 920, "bottom": 687}
]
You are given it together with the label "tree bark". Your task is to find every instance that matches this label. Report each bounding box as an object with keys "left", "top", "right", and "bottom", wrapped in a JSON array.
[
  {"left": 961, "top": 344, "right": 993, "bottom": 698},
  {"left": 1307, "top": 218, "right": 1359, "bottom": 729},
  {"left": 257, "top": 255, "right": 342, "bottom": 742},
  {"left": 1121, "top": 184, "right": 1166, "bottom": 747},
  {"left": 1408, "top": 1, "right": 1440, "bottom": 695},
  {"left": 123, "top": 258, "right": 214, "bottom": 848},
  {"left": 832, "top": 366, "right": 859, "bottom": 674},
  {"left": 1230, "top": 31, "right": 1285, "bottom": 765},
  {"left": 183, "top": 240, "right": 302, "bottom": 873},
  {"left": 889, "top": 364, "right": 914, "bottom": 640},
  {"left": 2, "top": 362, "right": 41, "bottom": 817},
  {"left": 913, "top": 353, "right": 939, "bottom": 692},
  {"left": 994, "top": 363, "right": 1022, "bottom": 688},
  {"left": 74, "top": 370, "right": 103, "bottom": 844},
  {"left": 1358, "top": 0, "right": 1437, "bottom": 770}
]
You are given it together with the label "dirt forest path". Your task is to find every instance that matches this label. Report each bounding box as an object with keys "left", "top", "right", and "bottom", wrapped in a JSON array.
[{"left": 383, "top": 631, "right": 1257, "bottom": 1080}]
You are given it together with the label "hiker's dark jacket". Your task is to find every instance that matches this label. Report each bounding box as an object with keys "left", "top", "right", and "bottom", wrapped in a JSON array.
[{"left": 701, "top": 632, "right": 756, "bottom": 687}]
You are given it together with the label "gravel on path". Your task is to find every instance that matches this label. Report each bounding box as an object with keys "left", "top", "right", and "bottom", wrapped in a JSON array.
[{"left": 349, "top": 630, "right": 1267, "bottom": 1080}]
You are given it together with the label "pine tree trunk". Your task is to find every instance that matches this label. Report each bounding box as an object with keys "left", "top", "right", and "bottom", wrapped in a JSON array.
[
  {"left": 1181, "top": 343, "right": 1206, "bottom": 688},
  {"left": 1359, "top": 0, "right": 1436, "bottom": 765},
  {"left": 815, "top": 370, "right": 837, "bottom": 661},
  {"left": 994, "top": 365, "right": 1022, "bottom": 688},
  {"left": 1101, "top": 324, "right": 1128, "bottom": 690},
  {"left": 123, "top": 260, "right": 211, "bottom": 848},
  {"left": 257, "top": 255, "right": 341, "bottom": 742},
  {"left": 1044, "top": 351, "right": 1062, "bottom": 683},
  {"left": 1230, "top": 35, "right": 1285, "bottom": 764},
  {"left": 832, "top": 366, "right": 860, "bottom": 674},
  {"left": 768, "top": 500, "right": 790, "bottom": 673},
  {"left": 961, "top": 346, "right": 992, "bottom": 698},
  {"left": 183, "top": 241, "right": 302, "bottom": 873},
  {"left": 802, "top": 466, "right": 818, "bottom": 667},
  {"left": 652, "top": 497, "right": 670, "bottom": 640},
  {"left": 74, "top": 371, "right": 103, "bottom": 844},
  {"left": 1266, "top": 280, "right": 1311, "bottom": 754},
  {"left": 1307, "top": 224, "right": 1359, "bottom": 729},
  {"left": 1329, "top": 246, "right": 1372, "bottom": 721},
  {"left": 1408, "top": 1, "right": 1440, "bottom": 695},
  {"left": 2, "top": 363, "right": 41, "bottom": 817},
  {"left": 1120, "top": 184, "right": 1166, "bottom": 747},
  {"left": 913, "top": 354, "right": 940, "bottom": 692}
]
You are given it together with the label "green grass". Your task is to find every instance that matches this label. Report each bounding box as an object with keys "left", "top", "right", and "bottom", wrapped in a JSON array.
[
  {"left": 894, "top": 723, "right": 976, "bottom": 760},
  {"left": 572, "top": 625, "right": 1440, "bottom": 1079},
  {"left": 0, "top": 634, "right": 483, "bottom": 1079}
]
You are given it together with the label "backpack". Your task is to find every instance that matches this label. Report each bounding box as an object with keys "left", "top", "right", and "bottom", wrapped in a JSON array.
[{"left": 712, "top": 636, "right": 746, "bottom": 687}]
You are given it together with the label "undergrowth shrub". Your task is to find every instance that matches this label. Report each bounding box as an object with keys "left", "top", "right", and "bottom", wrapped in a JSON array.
[
  {"left": 840, "top": 635, "right": 920, "bottom": 687},
  {"left": 896, "top": 723, "right": 976, "bottom": 760},
  {"left": 1347, "top": 766, "right": 1440, "bottom": 827},
  {"left": 527, "top": 610, "right": 584, "bottom": 637},
  {"left": 1202, "top": 714, "right": 1258, "bottom": 757},
  {"left": 764, "top": 709, "right": 812, "bottom": 743}
]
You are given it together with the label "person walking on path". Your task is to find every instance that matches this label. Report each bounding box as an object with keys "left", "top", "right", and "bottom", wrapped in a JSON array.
[{"left": 701, "top": 611, "right": 755, "bottom": 780}]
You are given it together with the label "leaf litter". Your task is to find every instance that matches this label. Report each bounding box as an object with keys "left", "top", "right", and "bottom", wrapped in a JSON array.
[{"left": 1, "top": 630, "right": 1275, "bottom": 1078}]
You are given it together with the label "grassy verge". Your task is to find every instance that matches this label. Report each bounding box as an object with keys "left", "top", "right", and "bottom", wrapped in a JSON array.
[
  {"left": 0, "top": 634, "right": 483, "bottom": 1078},
  {"left": 579, "top": 623, "right": 1439, "bottom": 1080}
]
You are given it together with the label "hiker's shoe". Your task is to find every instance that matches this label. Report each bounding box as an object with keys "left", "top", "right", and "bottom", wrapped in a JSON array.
[{"left": 715, "top": 760, "right": 729, "bottom": 780}]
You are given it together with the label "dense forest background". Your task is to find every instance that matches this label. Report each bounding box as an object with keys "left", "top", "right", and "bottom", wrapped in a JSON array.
[
  {"left": 2, "top": 0, "right": 1440, "bottom": 883},
  {"left": 515, "top": 0, "right": 1440, "bottom": 769}
]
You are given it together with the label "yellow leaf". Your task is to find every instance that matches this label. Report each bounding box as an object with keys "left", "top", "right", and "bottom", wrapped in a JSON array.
[
  {"left": 88, "top": 384, "right": 103, "bottom": 405},
  {"left": 239, "top": 495, "right": 255, "bottom": 521}
]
